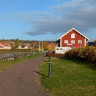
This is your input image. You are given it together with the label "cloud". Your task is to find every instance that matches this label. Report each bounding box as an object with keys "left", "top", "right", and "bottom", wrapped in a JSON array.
[
  {"left": 24, "top": 0, "right": 96, "bottom": 36},
  {"left": 2, "top": 0, "right": 96, "bottom": 36}
]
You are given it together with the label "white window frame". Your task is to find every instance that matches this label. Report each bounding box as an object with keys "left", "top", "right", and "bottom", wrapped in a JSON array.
[
  {"left": 71, "top": 33, "right": 75, "bottom": 38},
  {"left": 71, "top": 40, "right": 75, "bottom": 44},
  {"left": 78, "top": 40, "right": 82, "bottom": 44},
  {"left": 64, "top": 40, "right": 68, "bottom": 44}
]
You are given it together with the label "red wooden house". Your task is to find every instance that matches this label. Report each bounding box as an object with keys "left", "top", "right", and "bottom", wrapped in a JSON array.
[{"left": 57, "top": 28, "right": 89, "bottom": 48}]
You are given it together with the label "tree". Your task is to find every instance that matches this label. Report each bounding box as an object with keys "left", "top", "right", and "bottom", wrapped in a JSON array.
[
  {"left": 43, "top": 41, "right": 49, "bottom": 50},
  {"left": 15, "top": 38, "right": 20, "bottom": 48},
  {"left": 32, "top": 42, "right": 38, "bottom": 48}
]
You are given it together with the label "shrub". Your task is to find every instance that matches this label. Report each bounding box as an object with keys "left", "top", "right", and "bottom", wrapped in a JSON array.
[
  {"left": 47, "top": 46, "right": 96, "bottom": 64},
  {"left": 47, "top": 53, "right": 65, "bottom": 58},
  {"left": 65, "top": 46, "right": 96, "bottom": 63}
]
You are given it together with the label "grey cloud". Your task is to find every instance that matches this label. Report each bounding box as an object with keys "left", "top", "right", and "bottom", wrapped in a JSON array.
[
  {"left": 25, "top": 0, "right": 96, "bottom": 36},
  {"left": 6, "top": 11, "right": 51, "bottom": 22}
]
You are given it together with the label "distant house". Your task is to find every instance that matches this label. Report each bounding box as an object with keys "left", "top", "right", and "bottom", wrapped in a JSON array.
[
  {"left": 18, "top": 44, "right": 29, "bottom": 49},
  {"left": 48, "top": 43, "right": 57, "bottom": 50},
  {"left": 0, "top": 43, "right": 11, "bottom": 49},
  {"left": 56, "top": 28, "right": 89, "bottom": 48}
]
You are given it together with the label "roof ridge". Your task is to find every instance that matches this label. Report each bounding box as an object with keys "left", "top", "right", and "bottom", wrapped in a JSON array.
[{"left": 57, "top": 28, "right": 89, "bottom": 40}]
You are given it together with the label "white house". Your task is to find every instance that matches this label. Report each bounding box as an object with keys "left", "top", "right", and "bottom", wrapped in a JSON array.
[{"left": 18, "top": 44, "right": 29, "bottom": 49}]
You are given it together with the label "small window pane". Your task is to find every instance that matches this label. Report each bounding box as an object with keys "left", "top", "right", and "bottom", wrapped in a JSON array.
[
  {"left": 64, "top": 40, "right": 68, "bottom": 44},
  {"left": 71, "top": 33, "right": 75, "bottom": 38},
  {"left": 56, "top": 48, "right": 59, "bottom": 50},
  {"left": 78, "top": 40, "right": 82, "bottom": 44},
  {"left": 71, "top": 40, "right": 75, "bottom": 44}
]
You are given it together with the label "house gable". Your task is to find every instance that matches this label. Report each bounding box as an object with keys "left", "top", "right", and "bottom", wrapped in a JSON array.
[
  {"left": 57, "top": 28, "right": 89, "bottom": 41},
  {"left": 18, "top": 44, "right": 29, "bottom": 49},
  {"left": 61, "top": 29, "right": 86, "bottom": 48},
  {"left": 57, "top": 28, "right": 89, "bottom": 48}
]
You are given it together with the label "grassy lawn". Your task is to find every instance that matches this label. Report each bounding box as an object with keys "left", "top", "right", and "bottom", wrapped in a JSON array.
[
  {"left": 39, "top": 57, "right": 96, "bottom": 96},
  {"left": 0, "top": 53, "right": 41, "bottom": 72}
]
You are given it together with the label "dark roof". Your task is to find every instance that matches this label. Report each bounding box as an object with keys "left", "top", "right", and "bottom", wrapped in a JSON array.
[{"left": 88, "top": 42, "right": 96, "bottom": 46}]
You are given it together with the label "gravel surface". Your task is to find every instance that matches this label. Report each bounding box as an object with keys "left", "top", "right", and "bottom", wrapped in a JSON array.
[{"left": 0, "top": 56, "right": 50, "bottom": 96}]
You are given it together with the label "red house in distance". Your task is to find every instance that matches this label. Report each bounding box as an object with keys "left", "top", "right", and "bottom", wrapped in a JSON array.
[{"left": 57, "top": 28, "right": 89, "bottom": 48}]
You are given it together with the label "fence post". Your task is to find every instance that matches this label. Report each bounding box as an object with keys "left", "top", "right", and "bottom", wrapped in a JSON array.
[{"left": 48, "top": 55, "right": 52, "bottom": 78}]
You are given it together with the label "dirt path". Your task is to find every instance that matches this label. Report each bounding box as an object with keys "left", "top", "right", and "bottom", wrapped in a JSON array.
[{"left": 0, "top": 56, "right": 50, "bottom": 96}]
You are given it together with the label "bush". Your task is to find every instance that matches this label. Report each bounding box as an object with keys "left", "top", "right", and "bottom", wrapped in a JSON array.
[
  {"left": 47, "top": 46, "right": 96, "bottom": 63},
  {"left": 47, "top": 53, "right": 65, "bottom": 58},
  {"left": 65, "top": 46, "right": 96, "bottom": 63}
]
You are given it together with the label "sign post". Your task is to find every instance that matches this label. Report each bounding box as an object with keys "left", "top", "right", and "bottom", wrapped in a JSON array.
[{"left": 48, "top": 55, "right": 52, "bottom": 78}]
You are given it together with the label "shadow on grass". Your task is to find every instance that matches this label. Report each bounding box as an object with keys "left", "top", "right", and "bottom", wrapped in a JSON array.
[
  {"left": 34, "top": 71, "right": 48, "bottom": 77},
  {"left": 60, "top": 57, "right": 96, "bottom": 70}
]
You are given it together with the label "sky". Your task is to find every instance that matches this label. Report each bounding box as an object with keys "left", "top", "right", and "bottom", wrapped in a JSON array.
[{"left": 0, "top": 0, "right": 96, "bottom": 41}]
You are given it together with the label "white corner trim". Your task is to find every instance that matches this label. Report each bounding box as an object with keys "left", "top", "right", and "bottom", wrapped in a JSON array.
[
  {"left": 60, "top": 38, "right": 62, "bottom": 47},
  {"left": 57, "top": 28, "right": 89, "bottom": 41},
  {"left": 85, "top": 38, "right": 86, "bottom": 46}
]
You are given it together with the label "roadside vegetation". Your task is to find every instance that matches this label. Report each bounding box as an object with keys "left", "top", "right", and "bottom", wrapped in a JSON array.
[
  {"left": 65, "top": 46, "right": 96, "bottom": 63},
  {"left": 0, "top": 49, "right": 35, "bottom": 52},
  {"left": 0, "top": 53, "right": 41, "bottom": 72},
  {"left": 48, "top": 46, "right": 96, "bottom": 64},
  {"left": 39, "top": 57, "right": 96, "bottom": 96}
]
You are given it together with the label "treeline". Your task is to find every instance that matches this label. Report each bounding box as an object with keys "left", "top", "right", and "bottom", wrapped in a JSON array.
[{"left": 0, "top": 39, "right": 56, "bottom": 49}]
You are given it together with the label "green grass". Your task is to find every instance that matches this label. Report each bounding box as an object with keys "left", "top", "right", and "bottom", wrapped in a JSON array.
[
  {"left": 0, "top": 53, "right": 41, "bottom": 72},
  {"left": 39, "top": 57, "right": 96, "bottom": 96}
]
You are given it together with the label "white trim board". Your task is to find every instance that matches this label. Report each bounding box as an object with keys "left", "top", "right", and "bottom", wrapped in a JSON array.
[
  {"left": 60, "top": 38, "right": 62, "bottom": 47},
  {"left": 57, "top": 28, "right": 89, "bottom": 41}
]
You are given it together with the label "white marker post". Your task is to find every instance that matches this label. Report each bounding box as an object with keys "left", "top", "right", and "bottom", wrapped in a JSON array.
[{"left": 48, "top": 55, "right": 52, "bottom": 78}]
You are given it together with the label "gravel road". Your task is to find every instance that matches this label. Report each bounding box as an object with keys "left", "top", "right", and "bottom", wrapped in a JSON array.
[{"left": 0, "top": 56, "right": 50, "bottom": 96}]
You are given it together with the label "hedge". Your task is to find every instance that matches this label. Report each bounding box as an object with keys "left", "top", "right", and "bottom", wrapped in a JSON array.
[{"left": 65, "top": 46, "right": 96, "bottom": 63}]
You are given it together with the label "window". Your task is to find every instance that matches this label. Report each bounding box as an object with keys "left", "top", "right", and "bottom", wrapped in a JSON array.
[
  {"left": 0, "top": 46, "right": 3, "bottom": 48},
  {"left": 78, "top": 40, "right": 82, "bottom": 44},
  {"left": 56, "top": 48, "right": 59, "bottom": 50},
  {"left": 71, "top": 33, "right": 75, "bottom": 38},
  {"left": 64, "top": 40, "right": 68, "bottom": 44},
  {"left": 71, "top": 40, "right": 75, "bottom": 44},
  {"left": 60, "top": 48, "right": 63, "bottom": 50},
  {"left": 5, "top": 44, "right": 8, "bottom": 46}
]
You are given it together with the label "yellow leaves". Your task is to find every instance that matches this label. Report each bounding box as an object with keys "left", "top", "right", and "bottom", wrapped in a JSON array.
[{"left": 65, "top": 46, "right": 96, "bottom": 63}]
